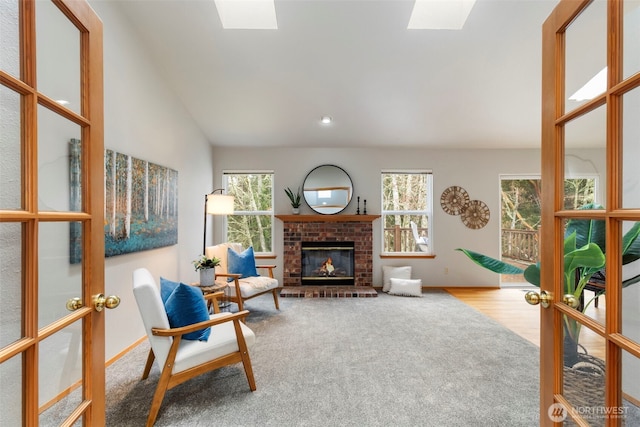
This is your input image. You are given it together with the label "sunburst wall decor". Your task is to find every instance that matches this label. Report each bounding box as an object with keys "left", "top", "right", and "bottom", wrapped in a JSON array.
[
  {"left": 440, "top": 185, "right": 470, "bottom": 216},
  {"left": 460, "top": 200, "right": 490, "bottom": 229}
]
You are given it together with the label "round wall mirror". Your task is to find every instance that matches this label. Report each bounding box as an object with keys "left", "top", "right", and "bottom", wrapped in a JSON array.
[{"left": 303, "top": 165, "right": 353, "bottom": 215}]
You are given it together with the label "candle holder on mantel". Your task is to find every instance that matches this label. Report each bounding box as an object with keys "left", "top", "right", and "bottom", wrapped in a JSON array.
[
  {"left": 356, "top": 197, "right": 360, "bottom": 215},
  {"left": 364, "top": 199, "right": 367, "bottom": 215}
]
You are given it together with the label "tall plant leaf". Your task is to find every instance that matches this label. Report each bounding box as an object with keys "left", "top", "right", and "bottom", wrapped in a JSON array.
[
  {"left": 523, "top": 263, "right": 540, "bottom": 287},
  {"left": 622, "top": 222, "right": 640, "bottom": 265},
  {"left": 565, "top": 203, "right": 605, "bottom": 249},
  {"left": 455, "top": 248, "right": 524, "bottom": 275}
]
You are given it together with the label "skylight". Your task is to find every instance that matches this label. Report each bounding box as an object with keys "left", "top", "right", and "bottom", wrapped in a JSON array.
[
  {"left": 408, "top": 0, "right": 476, "bottom": 30},
  {"left": 569, "top": 67, "right": 608, "bottom": 101},
  {"left": 214, "top": 0, "right": 278, "bottom": 30}
]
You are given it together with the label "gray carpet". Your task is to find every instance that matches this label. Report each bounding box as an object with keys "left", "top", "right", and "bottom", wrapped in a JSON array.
[{"left": 105, "top": 290, "right": 540, "bottom": 426}]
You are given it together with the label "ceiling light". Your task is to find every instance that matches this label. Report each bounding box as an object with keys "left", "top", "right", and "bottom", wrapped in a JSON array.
[
  {"left": 214, "top": 0, "right": 278, "bottom": 30},
  {"left": 408, "top": 0, "right": 477, "bottom": 30},
  {"left": 321, "top": 116, "right": 332, "bottom": 124},
  {"left": 569, "top": 67, "right": 607, "bottom": 101}
]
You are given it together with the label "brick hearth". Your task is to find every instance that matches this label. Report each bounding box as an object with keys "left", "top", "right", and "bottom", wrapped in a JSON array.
[
  {"left": 276, "top": 215, "right": 380, "bottom": 290},
  {"left": 280, "top": 286, "right": 378, "bottom": 298}
]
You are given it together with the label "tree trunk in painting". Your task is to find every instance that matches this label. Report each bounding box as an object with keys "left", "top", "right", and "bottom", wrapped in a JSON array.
[
  {"left": 109, "top": 150, "right": 116, "bottom": 237},
  {"left": 124, "top": 154, "right": 132, "bottom": 239},
  {"left": 144, "top": 161, "right": 149, "bottom": 222}
]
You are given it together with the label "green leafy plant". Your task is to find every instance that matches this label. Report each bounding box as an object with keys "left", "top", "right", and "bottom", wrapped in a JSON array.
[
  {"left": 284, "top": 187, "right": 301, "bottom": 208},
  {"left": 192, "top": 255, "right": 221, "bottom": 271},
  {"left": 456, "top": 204, "right": 640, "bottom": 366}
]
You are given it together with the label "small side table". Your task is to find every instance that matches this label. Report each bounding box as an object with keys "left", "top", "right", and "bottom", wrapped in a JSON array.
[{"left": 191, "top": 282, "right": 229, "bottom": 312}]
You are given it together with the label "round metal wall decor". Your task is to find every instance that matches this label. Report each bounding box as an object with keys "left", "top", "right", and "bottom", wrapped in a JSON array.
[
  {"left": 440, "top": 186, "right": 470, "bottom": 215},
  {"left": 461, "top": 200, "right": 490, "bottom": 229}
]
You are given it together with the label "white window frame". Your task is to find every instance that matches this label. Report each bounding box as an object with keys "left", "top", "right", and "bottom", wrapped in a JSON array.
[
  {"left": 381, "top": 169, "right": 434, "bottom": 255},
  {"left": 223, "top": 170, "right": 275, "bottom": 254}
]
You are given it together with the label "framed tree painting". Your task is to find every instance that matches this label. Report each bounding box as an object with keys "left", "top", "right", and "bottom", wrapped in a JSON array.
[{"left": 70, "top": 141, "right": 178, "bottom": 263}]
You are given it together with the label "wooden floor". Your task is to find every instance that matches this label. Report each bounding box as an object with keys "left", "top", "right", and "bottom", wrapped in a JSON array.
[{"left": 446, "top": 287, "right": 606, "bottom": 360}]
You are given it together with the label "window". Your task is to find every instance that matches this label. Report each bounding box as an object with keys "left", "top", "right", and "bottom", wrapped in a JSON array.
[
  {"left": 381, "top": 170, "right": 433, "bottom": 254},
  {"left": 223, "top": 171, "right": 274, "bottom": 253}
]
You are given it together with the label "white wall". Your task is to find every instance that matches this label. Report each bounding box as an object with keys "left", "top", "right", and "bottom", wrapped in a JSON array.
[
  {"left": 212, "top": 147, "right": 606, "bottom": 288},
  {"left": 89, "top": 1, "right": 215, "bottom": 361}
]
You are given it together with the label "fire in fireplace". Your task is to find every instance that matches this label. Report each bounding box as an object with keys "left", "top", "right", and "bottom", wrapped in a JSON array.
[{"left": 301, "top": 241, "right": 355, "bottom": 286}]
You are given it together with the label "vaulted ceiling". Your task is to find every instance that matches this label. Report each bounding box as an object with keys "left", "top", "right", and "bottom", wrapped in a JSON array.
[{"left": 114, "top": 0, "right": 560, "bottom": 149}]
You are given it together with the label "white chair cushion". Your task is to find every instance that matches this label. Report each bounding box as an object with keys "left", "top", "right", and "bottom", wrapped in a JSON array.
[
  {"left": 206, "top": 242, "right": 243, "bottom": 275},
  {"left": 226, "top": 276, "right": 279, "bottom": 298},
  {"left": 172, "top": 312, "right": 256, "bottom": 374}
]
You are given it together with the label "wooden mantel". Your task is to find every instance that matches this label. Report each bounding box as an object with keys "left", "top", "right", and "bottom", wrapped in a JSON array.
[{"left": 275, "top": 214, "right": 380, "bottom": 223}]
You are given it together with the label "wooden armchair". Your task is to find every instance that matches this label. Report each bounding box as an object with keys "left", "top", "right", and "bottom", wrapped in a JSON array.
[
  {"left": 206, "top": 243, "right": 280, "bottom": 311},
  {"left": 132, "top": 268, "right": 256, "bottom": 426}
]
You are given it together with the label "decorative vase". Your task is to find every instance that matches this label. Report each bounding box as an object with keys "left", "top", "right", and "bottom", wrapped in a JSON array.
[
  {"left": 292, "top": 207, "right": 300, "bottom": 215},
  {"left": 199, "top": 267, "right": 215, "bottom": 287}
]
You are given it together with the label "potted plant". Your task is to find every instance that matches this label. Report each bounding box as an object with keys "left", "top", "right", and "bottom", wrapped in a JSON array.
[
  {"left": 456, "top": 204, "right": 640, "bottom": 367},
  {"left": 285, "top": 186, "right": 302, "bottom": 214},
  {"left": 192, "top": 255, "right": 221, "bottom": 287}
]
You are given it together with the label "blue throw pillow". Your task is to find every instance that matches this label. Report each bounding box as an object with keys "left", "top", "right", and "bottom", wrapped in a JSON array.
[
  {"left": 227, "top": 246, "right": 259, "bottom": 281},
  {"left": 160, "top": 277, "right": 180, "bottom": 304},
  {"left": 164, "top": 283, "right": 211, "bottom": 341}
]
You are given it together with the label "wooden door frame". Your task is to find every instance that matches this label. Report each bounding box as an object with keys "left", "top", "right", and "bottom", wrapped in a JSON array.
[
  {"left": 540, "top": 1, "right": 640, "bottom": 425},
  {"left": 0, "top": 0, "right": 104, "bottom": 424}
]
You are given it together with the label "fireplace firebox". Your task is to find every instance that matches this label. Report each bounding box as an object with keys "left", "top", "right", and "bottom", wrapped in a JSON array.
[{"left": 301, "top": 241, "right": 355, "bottom": 286}]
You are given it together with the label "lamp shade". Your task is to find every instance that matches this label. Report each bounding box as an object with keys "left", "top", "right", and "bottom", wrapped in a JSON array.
[{"left": 206, "top": 194, "right": 234, "bottom": 215}]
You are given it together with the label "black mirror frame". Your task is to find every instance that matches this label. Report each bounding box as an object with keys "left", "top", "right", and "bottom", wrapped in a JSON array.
[{"left": 302, "top": 164, "right": 354, "bottom": 215}]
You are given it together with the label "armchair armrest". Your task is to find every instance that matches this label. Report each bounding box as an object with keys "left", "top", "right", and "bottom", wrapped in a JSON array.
[
  {"left": 256, "top": 265, "right": 276, "bottom": 278},
  {"left": 215, "top": 273, "right": 241, "bottom": 280},
  {"left": 151, "top": 310, "right": 250, "bottom": 337},
  {"left": 204, "top": 291, "right": 224, "bottom": 314}
]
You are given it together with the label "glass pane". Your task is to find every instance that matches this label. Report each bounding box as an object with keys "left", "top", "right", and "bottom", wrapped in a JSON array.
[
  {"left": 38, "top": 222, "right": 82, "bottom": 329},
  {"left": 39, "top": 320, "right": 83, "bottom": 425},
  {"left": 36, "top": 0, "right": 81, "bottom": 114},
  {"left": 382, "top": 214, "right": 429, "bottom": 253},
  {"left": 38, "top": 105, "right": 82, "bottom": 212},
  {"left": 622, "top": 221, "right": 640, "bottom": 342},
  {"left": 621, "top": 349, "right": 640, "bottom": 425},
  {"left": 624, "top": 0, "right": 640, "bottom": 80},
  {"left": 622, "top": 87, "right": 640, "bottom": 209},
  {"left": 564, "top": 107, "right": 606, "bottom": 209},
  {"left": 565, "top": 0, "right": 607, "bottom": 110},
  {"left": 561, "top": 215, "right": 606, "bottom": 327},
  {"left": 0, "top": 353, "right": 23, "bottom": 426},
  {"left": 563, "top": 329, "right": 605, "bottom": 426},
  {"left": 0, "top": 222, "right": 23, "bottom": 346},
  {"left": 0, "top": 84, "right": 22, "bottom": 210},
  {"left": 0, "top": 0, "right": 20, "bottom": 77}
]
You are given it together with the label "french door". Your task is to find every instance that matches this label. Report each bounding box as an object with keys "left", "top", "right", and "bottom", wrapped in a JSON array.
[
  {"left": 540, "top": 0, "right": 640, "bottom": 425},
  {"left": 0, "top": 0, "right": 109, "bottom": 425}
]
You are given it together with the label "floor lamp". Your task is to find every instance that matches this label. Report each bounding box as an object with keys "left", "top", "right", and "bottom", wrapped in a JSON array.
[{"left": 203, "top": 189, "right": 234, "bottom": 254}]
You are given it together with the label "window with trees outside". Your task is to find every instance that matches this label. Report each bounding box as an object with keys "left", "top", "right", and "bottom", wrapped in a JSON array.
[
  {"left": 223, "top": 171, "right": 274, "bottom": 254},
  {"left": 382, "top": 171, "right": 433, "bottom": 254}
]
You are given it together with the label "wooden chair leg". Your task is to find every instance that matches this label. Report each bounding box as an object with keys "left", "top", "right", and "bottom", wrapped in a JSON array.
[
  {"left": 142, "top": 349, "right": 155, "bottom": 380},
  {"left": 233, "top": 319, "right": 256, "bottom": 391},
  {"left": 146, "top": 340, "right": 180, "bottom": 426},
  {"left": 272, "top": 289, "right": 280, "bottom": 310}
]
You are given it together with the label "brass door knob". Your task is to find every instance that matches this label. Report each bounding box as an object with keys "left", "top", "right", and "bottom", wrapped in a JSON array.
[
  {"left": 66, "top": 297, "right": 83, "bottom": 311},
  {"left": 563, "top": 294, "right": 579, "bottom": 308},
  {"left": 93, "top": 294, "right": 121, "bottom": 312},
  {"left": 525, "top": 290, "right": 552, "bottom": 308}
]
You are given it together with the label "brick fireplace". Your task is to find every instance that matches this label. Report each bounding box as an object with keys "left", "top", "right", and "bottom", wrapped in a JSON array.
[{"left": 275, "top": 215, "right": 379, "bottom": 288}]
